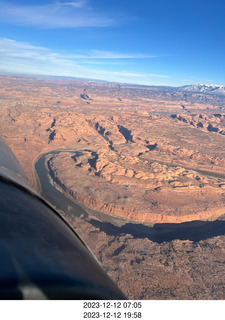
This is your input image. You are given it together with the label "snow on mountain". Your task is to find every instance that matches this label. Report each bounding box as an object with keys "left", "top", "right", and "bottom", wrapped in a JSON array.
[{"left": 178, "top": 84, "right": 225, "bottom": 95}]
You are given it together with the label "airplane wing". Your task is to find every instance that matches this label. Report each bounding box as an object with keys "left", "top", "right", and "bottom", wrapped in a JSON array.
[{"left": 0, "top": 137, "right": 125, "bottom": 299}]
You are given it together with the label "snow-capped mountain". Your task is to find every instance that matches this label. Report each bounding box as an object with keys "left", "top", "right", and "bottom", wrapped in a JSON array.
[{"left": 178, "top": 84, "right": 225, "bottom": 95}]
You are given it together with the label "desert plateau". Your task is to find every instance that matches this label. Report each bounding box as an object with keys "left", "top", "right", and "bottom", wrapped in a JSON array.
[{"left": 1, "top": 74, "right": 225, "bottom": 299}]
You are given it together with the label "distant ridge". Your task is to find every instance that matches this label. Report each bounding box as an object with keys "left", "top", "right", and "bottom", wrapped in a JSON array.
[
  {"left": 0, "top": 72, "right": 225, "bottom": 97},
  {"left": 178, "top": 84, "right": 225, "bottom": 95}
]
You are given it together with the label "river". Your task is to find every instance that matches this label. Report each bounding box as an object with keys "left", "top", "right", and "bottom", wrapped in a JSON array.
[
  {"left": 34, "top": 150, "right": 225, "bottom": 243},
  {"left": 35, "top": 151, "right": 89, "bottom": 218}
]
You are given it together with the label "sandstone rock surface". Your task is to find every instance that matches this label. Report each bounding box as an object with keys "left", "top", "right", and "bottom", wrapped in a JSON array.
[{"left": 1, "top": 75, "right": 225, "bottom": 299}]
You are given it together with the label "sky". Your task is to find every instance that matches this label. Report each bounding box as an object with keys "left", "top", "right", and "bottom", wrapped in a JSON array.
[{"left": 0, "top": 0, "right": 225, "bottom": 87}]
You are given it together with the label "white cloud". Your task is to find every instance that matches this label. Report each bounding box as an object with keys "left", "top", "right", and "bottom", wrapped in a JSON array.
[
  {"left": 70, "top": 50, "right": 158, "bottom": 59},
  {"left": 56, "top": 1, "right": 88, "bottom": 8},
  {"left": 0, "top": 38, "right": 49, "bottom": 53},
  {"left": 0, "top": 38, "right": 170, "bottom": 85},
  {"left": 0, "top": 1, "right": 115, "bottom": 28},
  {"left": 0, "top": 39, "right": 159, "bottom": 61},
  {"left": 58, "top": 50, "right": 158, "bottom": 60}
]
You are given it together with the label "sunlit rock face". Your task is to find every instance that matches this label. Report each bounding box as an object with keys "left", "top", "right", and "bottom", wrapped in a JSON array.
[
  {"left": 1, "top": 75, "right": 225, "bottom": 224},
  {"left": 1, "top": 75, "right": 225, "bottom": 299}
]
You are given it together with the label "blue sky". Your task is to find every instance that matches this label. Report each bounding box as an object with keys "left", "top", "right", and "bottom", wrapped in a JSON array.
[{"left": 0, "top": 0, "right": 225, "bottom": 86}]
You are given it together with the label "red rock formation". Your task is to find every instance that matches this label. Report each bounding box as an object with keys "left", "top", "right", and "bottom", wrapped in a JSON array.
[{"left": 1, "top": 75, "right": 225, "bottom": 299}]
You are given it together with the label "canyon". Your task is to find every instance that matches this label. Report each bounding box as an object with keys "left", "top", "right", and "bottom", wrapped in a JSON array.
[{"left": 0, "top": 74, "right": 225, "bottom": 299}]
